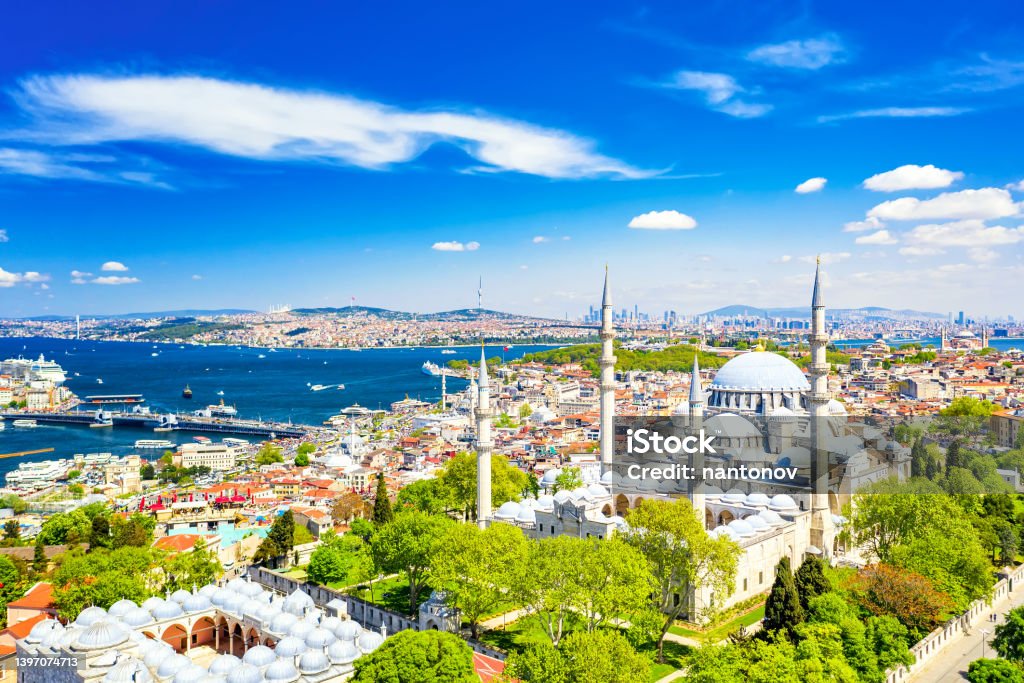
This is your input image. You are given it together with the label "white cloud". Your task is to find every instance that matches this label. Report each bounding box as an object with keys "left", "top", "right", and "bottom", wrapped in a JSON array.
[
  {"left": 91, "top": 275, "right": 140, "bottom": 285},
  {"left": 661, "top": 71, "right": 771, "bottom": 118},
  {"left": 431, "top": 241, "right": 480, "bottom": 252},
  {"left": 1007, "top": 180, "right": 1024, "bottom": 192},
  {"left": 817, "top": 107, "right": 969, "bottom": 124},
  {"left": 0, "top": 229, "right": 8, "bottom": 243},
  {"left": 968, "top": 247, "right": 999, "bottom": 263},
  {"left": 747, "top": 35, "right": 845, "bottom": 70},
  {"left": 191, "top": 274, "right": 203, "bottom": 280},
  {"left": 906, "top": 219, "right": 1024, "bottom": 247},
  {"left": 898, "top": 246, "right": 945, "bottom": 257},
  {"left": 799, "top": 252, "right": 850, "bottom": 265},
  {"left": 628, "top": 210, "right": 698, "bottom": 230},
  {"left": 519, "top": 265, "right": 529, "bottom": 270},
  {"left": 101, "top": 260, "right": 128, "bottom": 271},
  {"left": 868, "top": 188, "right": 1020, "bottom": 221},
  {"left": 9, "top": 73, "right": 654, "bottom": 180},
  {"left": 795, "top": 177, "right": 827, "bottom": 194},
  {"left": 775, "top": 255, "right": 793, "bottom": 263},
  {"left": 0, "top": 266, "right": 49, "bottom": 287},
  {"left": 843, "top": 216, "right": 884, "bottom": 233},
  {"left": 863, "top": 164, "right": 964, "bottom": 192},
  {"left": 532, "top": 236, "right": 549, "bottom": 244},
  {"left": 855, "top": 229, "right": 898, "bottom": 245}
]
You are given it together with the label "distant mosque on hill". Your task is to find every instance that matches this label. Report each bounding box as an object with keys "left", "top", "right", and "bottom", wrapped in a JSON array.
[{"left": 470, "top": 261, "right": 911, "bottom": 621}]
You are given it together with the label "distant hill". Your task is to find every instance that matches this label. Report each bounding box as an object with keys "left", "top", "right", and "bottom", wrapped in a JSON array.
[
  {"left": 20, "top": 309, "right": 255, "bottom": 321},
  {"left": 701, "top": 305, "right": 945, "bottom": 321},
  {"left": 292, "top": 306, "right": 414, "bottom": 320},
  {"left": 292, "top": 306, "right": 552, "bottom": 322}
]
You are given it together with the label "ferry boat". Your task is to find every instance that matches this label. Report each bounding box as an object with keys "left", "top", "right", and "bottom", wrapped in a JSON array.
[
  {"left": 222, "top": 437, "right": 250, "bottom": 447},
  {"left": 207, "top": 400, "right": 237, "bottom": 417},
  {"left": 182, "top": 385, "right": 193, "bottom": 399},
  {"left": 193, "top": 435, "right": 211, "bottom": 444},
  {"left": 441, "top": 349, "right": 456, "bottom": 355},
  {"left": 422, "top": 361, "right": 442, "bottom": 376},
  {"left": 12, "top": 419, "right": 38, "bottom": 428},
  {"left": 135, "top": 439, "right": 174, "bottom": 449},
  {"left": 311, "top": 384, "right": 328, "bottom": 392}
]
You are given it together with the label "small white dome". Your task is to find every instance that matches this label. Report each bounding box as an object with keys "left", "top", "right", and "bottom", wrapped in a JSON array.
[
  {"left": 170, "top": 589, "right": 192, "bottom": 604},
  {"left": 225, "top": 664, "right": 261, "bottom": 683},
  {"left": 539, "top": 468, "right": 562, "bottom": 486},
  {"left": 600, "top": 470, "right": 613, "bottom": 486},
  {"left": 208, "top": 654, "right": 242, "bottom": 675},
  {"left": 211, "top": 588, "right": 235, "bottom": 607},
  {"left": 587, "top": 483, "right": 609, "bottom": 497},
  {"left": 357, "top": 630, "right": 384, "bottom": 653},
  {"left": 768, "top": 494, "right": 798, "bottom": 512},
  {"left": 227, "top": 578, "right": 246, "bottom": 592},
  {"left": 270, "top": 612, "right": 299, "bottom": 635},
  {"left": 703, "top": 485, "right": 724, "bottom": 500},
  {"left": 238, "top": 580, "right": 265, "bottom": 599},
  {"left": 157, "top": 654, "right": 192, "bottom": 679},
  {"left": 535, "top": 494, "right": 555, "bottom": 510},
  {"left": 758, "top": 509, "right": 785, "bottom": 527},
  {"left": 263, "top": 659, "right": 299, "bottom": 682},
  {"left": 721, "top": 488, "right": 746, "bottom": 505},
  {"left": 709, "top": 525, "right": 741, "bottom": 541},
  {"left": 240, "top": 598, "right": 264, "bottom": 617},
  {"left": 282, "top": 588, "right": 314, "bottom": 616},
  {"left": 256, "top": 603, "right": 280, "bottom": 624},
  {"left": 744, "top": 492, "right": 771, "bottom": 507},
  {"left": 334, "top": 619, "right": 362, "bottom": 641},
  {"left": 746, "top": 515, "right": 770, "bottom": 531},
  {"left": 108, "top": 599, "right": 139, "bottom": 617},
  {"left": 143, "top": 643, "right": 175, "bottom": 668},
  {"left": 74, "top": 620, "right": 128, "bottom": 650},
  {"left": 727, "top": 519, "right": 755, "bottom": 537},
  {"left": 298, "top": 649, "right": 331, "bottom": 675},
  {"left": 514, "top": 507, "right": 536, "bottom": 524},
  {"left": 122, "top": 607, "right": 155, "bottom": 627},
  {"left": 173, "top": 664, "right": 209, "bottom": 683},
  {"left": 27, "top": 618, "right": 63, "bottom": 643},
  {"left": 552, "top": 490, "right": 572, "bottom": 504},
  {"left": 152, "top": 601, "right": 185, "bottom": 620},
  {"left": 274, "top": 635, "right": 307, "bottom": 658},
  {"left": 75, "top": 605, "right": 108, "bottom": 627},
  {"left": 199, "top": 676, "right": 227, "bottom": 683},
  {"left": 104, "top": 656, "right": 153, "bottom": 683},
  {"left": 142, "top": 597, "right": 166, "bottom": 612},
  {"left": 184, "top": 593, "right": 213, "bottom": 613},
  {"left": 494, "top": 501, "right": 521, "bottom": 520},
  {"left": 241, "top": 644, "right": 276, "bottom": 667},
  {"left": 328, "top": 638, "right": 360, "bottom": 664},
  {"left": 198, "top": 584, "right": 219, "bottom": 598},
  {"left": 288, "top": 620, "right": 315, "bottom": 640},
  {"left": 306, "top": 627, "right": 337, "bottom": 649},
  {"left": 319, "top": 616, "right": 343, "bottom": 632}
]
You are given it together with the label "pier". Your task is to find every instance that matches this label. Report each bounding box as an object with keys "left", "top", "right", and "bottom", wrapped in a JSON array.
[{"left": 0, "top": 410, "right": 308, "bottom": 439}]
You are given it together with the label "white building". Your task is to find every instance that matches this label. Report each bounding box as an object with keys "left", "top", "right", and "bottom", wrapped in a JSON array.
[{"left": 176, "top": 443, "right": 244, "bottom": 471}]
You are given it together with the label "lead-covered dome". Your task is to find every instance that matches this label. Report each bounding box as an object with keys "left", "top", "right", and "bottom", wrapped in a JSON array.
[{"left": 711, "top": 352, "right": 810, "bottom": 392}]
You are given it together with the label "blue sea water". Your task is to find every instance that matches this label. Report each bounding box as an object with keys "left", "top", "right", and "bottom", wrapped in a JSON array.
[{"left": 0, "top": 337, "right": 551, "bottom": 478}]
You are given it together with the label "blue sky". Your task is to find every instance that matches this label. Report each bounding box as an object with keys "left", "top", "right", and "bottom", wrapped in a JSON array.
[{"left": 1, "top": 1, "right": 1022, "bottom": 318}]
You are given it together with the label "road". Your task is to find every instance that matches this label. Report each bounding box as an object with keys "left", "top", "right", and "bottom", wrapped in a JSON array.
[{"left": 910, "top": 578, "right": 1024, "bottom": 681}]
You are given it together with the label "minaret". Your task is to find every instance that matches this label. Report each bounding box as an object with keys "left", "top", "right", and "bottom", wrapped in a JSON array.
[
  {"left": 940, "top": 326, "right": 948, "bottom": 352},
  {"left": 982, "top": 327, "right": 989, "bottom": 350},
  {"left": 440, "top": 369, "right": 447, "bottom": 411},
  {"left": 808, "top": 258, "right": 835, "bottom": 554},
  {"left": 688, "top": 354, "right": 706, "bottom": 523},
  {"left": 475, "top": 346, "right": 493, "bottom": 528},
  {"left": 599, "top": 267, "right": 617, "bottom": 472},
  {"left": 477, "top": 276, "right": 483, "bottom": 311},
  {"left": 468, "top": 362, "right": 477, "bottom": 421}
]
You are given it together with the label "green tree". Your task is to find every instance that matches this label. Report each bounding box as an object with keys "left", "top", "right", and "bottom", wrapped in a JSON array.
[
  {"left": 351, "top": 628, "right": 476, "bottom": 683},
  {"left": 297, "top": 442, "right": 316, "bottom": 458},
  {"left": 111, "top": 514, "right": 155, "bottom": 548},
  {"left": 624, "top": 498, "right": 741, "bottom": 662},
  {"left": 163, "top": 538, "right": 221, "bottom": 591},
  {"left": 574, "top": 537, "right": 652, "bottom": 633},
  {"left": 428, "top": 522, "right": 528, "bottom": 638},
  {"left": 372, "top": 474, "right": 394, "bottom": 525},
  {"left": 294, "top": 451, "right": 310, "bottom": 467},
  {"left": 371, "top": 512, "right": 453, "bottom": 614},
  {"left": 396, "top": 479, "right": 446, "bottom": 514},
  {"left": 51, "top": 547, "right": 156, "bottom": 619},
  {"left": 268, "top": 510, "right": 296, "bottom": 555},
  {"left": 794, "top": 556, "right": 831, "bottom": 611},
  {"left": 764, "top": 557, "right": 804, "bottom": 640},
  {"left": 932, "top": 397, "right": 997, "bottom": 447},
  {"left": 436, "top": 452, "right": 529, "bottom": 522},
  {"left": 255, "top": 443, "right": 284, "bottom": 466},
  {"left": 349, "top": 517, "right": 375, "bottom": 543},
  {"left": 506, "top": 630, "right": 650, "bottom": 683},
  {"left": 252, "top": 537, "right": 280, "bottom": 566},
  {"left": 967, "top": 658, "right": 1024, "bottom": 683},
  {"left": 0, "top": 495, "right": 27, "bottom": 515},
  {"left": 994, "top": 606, "right": 1024, "bottom": 662},
  {"left": 32, "top": 539, "right": 47, "bottom": 573},
  {"left": 66, "top": 469, "right": 81, "bottom": 480},
  {"left": 67, "top": 483, "right": 85, "bottom": 499},
  {"left": 140, "top": 463, "right": 155, "bottom": 479},
  {"left": 552, "top": 467, "right": 583, "bottom": 494},
  {"left": 3, "top": 520, "right": 20, "bottom": 544}
]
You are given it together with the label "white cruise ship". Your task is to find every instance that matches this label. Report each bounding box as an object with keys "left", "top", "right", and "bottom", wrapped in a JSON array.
[
  {"left": 0, "top": 354, "right": 67, "bottom": 384},
  {"left": 422, "top": 361, "right": 442, "bottom": 376}
]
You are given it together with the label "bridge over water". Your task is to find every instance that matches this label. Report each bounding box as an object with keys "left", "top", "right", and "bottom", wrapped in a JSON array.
[{"left": 0, "top": 410, "right": 309, "bottom": 439}]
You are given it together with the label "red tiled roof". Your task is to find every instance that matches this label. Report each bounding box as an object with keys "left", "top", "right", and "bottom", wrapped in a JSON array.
[
  {"left": 7, "top": 583, "right": 54, "bottom": 610},
  {"left": 2, "top": 613, "right": 49, "bottom": 640}
]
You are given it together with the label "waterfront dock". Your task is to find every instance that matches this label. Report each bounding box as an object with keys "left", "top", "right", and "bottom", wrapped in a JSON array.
[{"left": 0, "top": 410, "right": 308, "bottom": 439}]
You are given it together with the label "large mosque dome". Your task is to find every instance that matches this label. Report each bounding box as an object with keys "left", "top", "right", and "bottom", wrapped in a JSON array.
[{"left": 708, "top": 351, "right": 810, "bottom": 415}]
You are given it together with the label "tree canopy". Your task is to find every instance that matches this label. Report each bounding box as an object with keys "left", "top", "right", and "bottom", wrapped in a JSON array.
[{"left": 351, "top": 629, "right": 477, "bottom": 683}]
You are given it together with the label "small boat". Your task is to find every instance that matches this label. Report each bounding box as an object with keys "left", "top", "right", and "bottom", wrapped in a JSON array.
[
  {"left": 151, "top": 352, "right": 159, "bottom": 357},
  {"left": 337, "top": 384, "right": 345, "bottom": 390},
  {"left": 193, "top": 436, "right": 211, "bottom": 443},
  {"left": 96, "top": 378, "right": 103, "bottom": 384},
  {"left": 90, "top": 422, "right": 113, "bottom": 429},
  {"left": 223, "top": 437, "right": 250, "bottom": 447},
  {"left": 216, "top": 390, "right": 225, "bottom": 397},
  {"left": 441, "top": 349, "right": 456, "bottom": 355},
  {"left": 12, "top": 419, "right": 37, "bottom": 428},
  {"left": 182, "top": 385, "right": 193, "bottom": 399},
  {"left": 154, "top": 426, "right": 174, "bottom": 433},
  {"left": 422, "top": 361, "right": 442, "bottom": 376},
  {"left": 135, "top": 439, "right": 174, "bottom": 449},
  {"left": 311, "top": 384, "right": 328, "bottom": 392},
  {"left": 258, "top": 354, "right": 266, "bottom": 359}
]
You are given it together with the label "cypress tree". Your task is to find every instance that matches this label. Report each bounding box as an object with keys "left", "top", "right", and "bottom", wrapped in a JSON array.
[
  {"left": 32, "top": 539, "right": 47, "bottom": 573},
  {"left": 764, "top": 556, "right": 804, "bottom": 640},
  {"left": 946, "top": 440, "right": 963, "bottom": 469},
  {"left": 372, "top": 474, "right": 394, "bottom": 525},
  {"left": 910, "top": 438, "right": 927, "bottom": 477},
  {"left": 794, "top": 556, "right": 831, "bottom": 610}
]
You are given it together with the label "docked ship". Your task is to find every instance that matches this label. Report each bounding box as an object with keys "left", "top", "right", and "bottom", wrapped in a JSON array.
[
  {"left": 5, "top": 460, "right": 70, "bottom": 489},
  {"left": 422, "top": 361, "right": 442, "bottom": 376},
  {"left": 134, "top": 439, "right": 174, "bottom": 450},
  {"left": 205, "top": 399, "right": 237, "bottom": 417},
  {"left": 0, "top": 354, "right": 67, "bottom": 384}
]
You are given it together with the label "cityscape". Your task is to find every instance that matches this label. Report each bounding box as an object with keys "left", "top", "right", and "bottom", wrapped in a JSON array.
[{"left": 2, "top": 2, "right": 1024, "bottom": 683}]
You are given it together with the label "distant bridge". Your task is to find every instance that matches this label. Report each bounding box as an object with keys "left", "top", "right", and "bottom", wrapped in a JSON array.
[{"left": 0, "top": 411, "right": 308, "bottom": 439}]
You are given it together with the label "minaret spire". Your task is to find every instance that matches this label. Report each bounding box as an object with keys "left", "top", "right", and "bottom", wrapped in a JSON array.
[
  {"left": 599, "top": 266, "right": 616, "bottom": 472},
  {"left": 688, "top": 354, "right": 704, "bottom": 417},
  {"left": 478, "top": 276, "right": 483, "bottom": 311},
  {"left": 808, "top": 258, "right": 834, "bottom": 552},
  {"left": 475, "top": 344, "right": 493, "bottom": 528}
]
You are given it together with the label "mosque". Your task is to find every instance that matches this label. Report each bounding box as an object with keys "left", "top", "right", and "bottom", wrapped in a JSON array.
[{"left": 475, "top": 262, "right": 910, "bottom": 621}]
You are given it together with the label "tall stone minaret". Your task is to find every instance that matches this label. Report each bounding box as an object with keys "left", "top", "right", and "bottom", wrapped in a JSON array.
[
  {"left": 468, "top": 361, "right": 477, "bottom": 422},
  {"left": 440, "top": 369, "right": 447, "bottom": 411},
  {"left": 808, "top": 258, "right": 835, "bottom": 555},
  {"left": 599, "top": 267, "right": 617, "bottom": 472},
  {"left": 940, "top": 326, "right": 948, "bottom": 352},
  {"left": 475, "top": 346, "right": 493, "bottom": 529},
  {"left": 688, "top": 354, "right": 706, "bottom": 523},
  {"left": 982, "top": 327, "right": 989, "bottom": 350},
  {"left": 477, "top": 276, "right": 483, "bottom": 311}
]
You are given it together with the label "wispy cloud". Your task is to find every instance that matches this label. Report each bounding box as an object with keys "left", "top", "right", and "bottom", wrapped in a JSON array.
[
  {"left": 817, "top": 106, "right": 969, "bottom": 124},
  {"left": 0, "top": 146, "right": 168, "bottom": 187},
  {"left": 0, "top": 229, "right": 8, "bottom": 243},
  {"left": 8, "top": 73, "right": 657, "bottom": 180},
  {"left": 855, "top": 229, "right": 898, "bottom": 245},
  {"left": 0, "top": 267, "right": 49, "bottom": 287},
  {"left": 531, "top": 236, "right": 549, "bottom": 244},
  {"left": 658, "top": 71, "right": 771, "bottom": 118},
  {"left": 747, "top": 35, "right": 846, "bottom": 70},
  {"left": 799, "top": 252, "right": 850, "bottom": 265},
  {"left": 431, "top": 241, "right": 480, "bottom": 252},
  {"left": 905, "top": 219, "right": 1024, "bottom": 247},
  {"left": 91, "top": 275, "right": 139, "bottom": 285}
]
